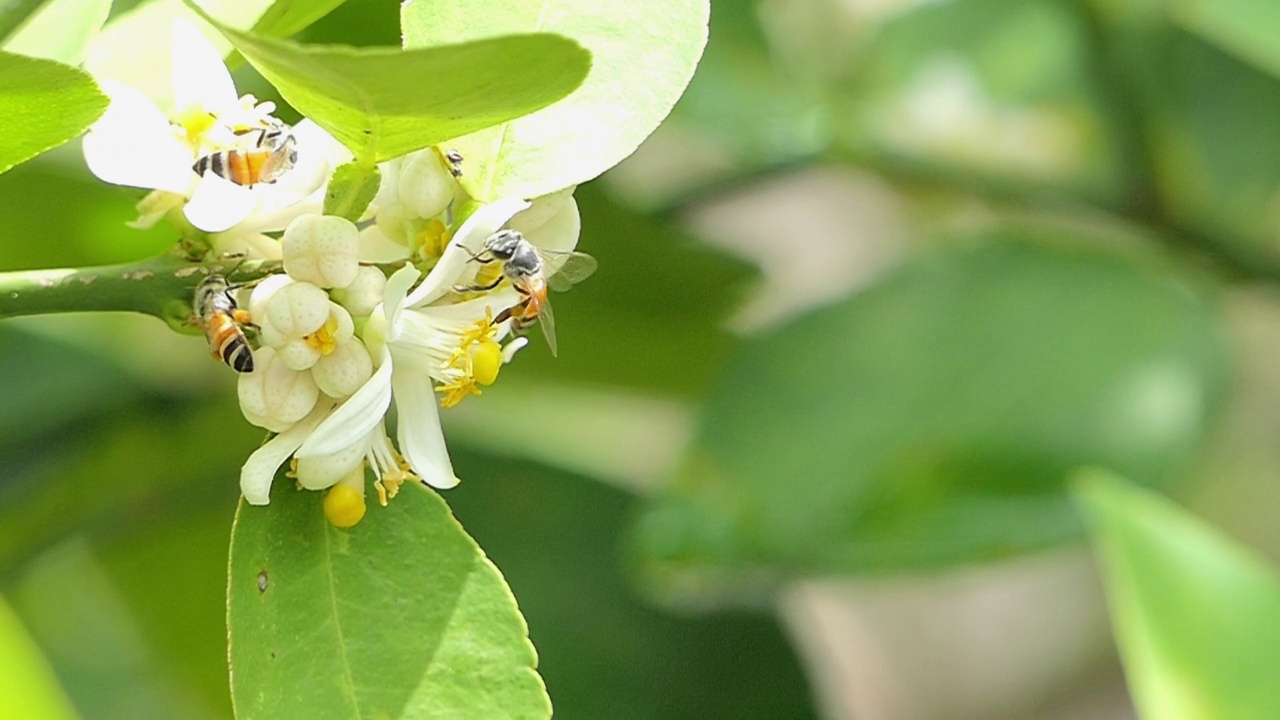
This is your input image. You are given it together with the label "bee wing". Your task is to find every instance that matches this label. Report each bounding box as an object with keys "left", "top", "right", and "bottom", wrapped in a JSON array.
[
  {"left": 540, "top": 250, "right": 598, "bottom": 292},
  {"left": 535, "top": 295, "right": 558, "bottom": 357}
]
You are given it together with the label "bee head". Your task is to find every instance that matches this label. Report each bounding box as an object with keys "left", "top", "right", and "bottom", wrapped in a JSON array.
[{"left": 484, "top": 229, "right": 524, "bottom": 260}]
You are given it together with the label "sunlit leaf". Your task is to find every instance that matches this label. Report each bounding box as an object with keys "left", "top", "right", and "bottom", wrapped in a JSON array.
[
  {"left": 193, "top": 4, "right": 589, "bottom": 166},
  {"left": 0, "top": 51, "right": 107, "bottom": 175},
  {"left": 1075, "top": 470, "right": 1280, "bottom": 720},
  {"left": 323, "top": 162, "right": 379, "bottom": 222},
  {"left": 633, "top": 235, "right": 1229, "bottom": 597},
  {"left": 0, "top": 594, "right": 77, "bottom": 720},
  {"left": 0, "top": 0, "right": 46, "bottom": 44},
  {"left": 402, "top": 0, "right": 710, "bottom": 200},
  {"left": 251, "top": 0, "right": 348, "bottom": 39},
  {"left": 228, "top": 482, "right": 549, "bottom": 719},
  {"left": 2, "top": 0, "right": 111, "bottom": 65}
]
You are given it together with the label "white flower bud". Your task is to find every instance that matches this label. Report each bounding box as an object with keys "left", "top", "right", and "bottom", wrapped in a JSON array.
[
  {"left": 331, "top": 265, "right": 387, "bottom": 317},
  {"left": 269, "top": 300, "right": 355, "bottom": 372},
  {"left": 282, "top": 215, "right": 360, "bottom": 288},
  {"left": 397, "top": 149, "right": 455, "bottom": 219},
  {"left": 248, "top": 273, "right": 294, "bottom": 322},
  {"left": 237, "top": 346, "right": 320, "bottom": 432},
  {"left": 296, "top": 440, "right": 366, "bottom": 490},
  {"left": 313, "top": 338, "right": 374, "bottom": 399},
  {"left": 260, "top": 281, "right": 330, "bottom": 346}
]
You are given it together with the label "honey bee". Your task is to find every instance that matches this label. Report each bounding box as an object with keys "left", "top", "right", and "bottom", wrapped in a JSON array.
[
  {"left": 192, "top": 121, "right": 297, "bottom": 186},
  {"left": 194, "top": 273, "right": 255, "bottom": 373},
  {"left": 459, "top": 229, "right": 597, "bottom": 357}
]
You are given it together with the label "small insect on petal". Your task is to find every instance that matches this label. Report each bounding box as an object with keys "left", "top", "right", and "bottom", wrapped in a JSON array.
[{"left": 324, "top": 484, "right": 366, "bottom": 528}]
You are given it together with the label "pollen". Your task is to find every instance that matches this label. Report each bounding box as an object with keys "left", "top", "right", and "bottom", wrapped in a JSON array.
[
  {"left": 305, "top": 314, "right": 341, "bottom": 356},
  {"left": 323, "top": 484, "right": 366, "bottom": 528},
  {"left": 374, "top": 470, "right": 407, "bottom": 507}
]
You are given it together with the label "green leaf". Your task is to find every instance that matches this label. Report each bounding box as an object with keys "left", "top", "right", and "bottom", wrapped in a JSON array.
[
  {"left": 2, "top": 0, "right": 111, "bottom": 65},
  {"left": 228, "top": 482, "right": 549, "bottom": 719},
  {"left": 323, "top": 162, "right": 380, "bottom": 222},
  {"left": 1172, "top": 0, "right": 1280, "bottom": 80},
  {"left": 0, "top": 51, "right": 107, "bottom": 175},
  {"left": 633, "top": 236, "right": 1229, "bottom": 595},
  {"left": 402, "top": 0, "right": 710, "bottom": 200},
  {"left": 251, "top": 0, "right": 348, "bottom": 39},
  {"left": 0, "top": 594, "right": 77, "bottom": 720},
  {"left": 192, "top": 4, "right": 590, "bottom": 165},
  {"left": 0, "top": 0, "right": 47, "bottom": 43},
  {"left": 1075, "top": 470, "right": 1280, "bottom": 720}
]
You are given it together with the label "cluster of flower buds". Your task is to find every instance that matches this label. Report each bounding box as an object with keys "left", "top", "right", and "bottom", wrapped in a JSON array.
[{"left": 83, "top": 23, "right": 587, "bottom": 527}]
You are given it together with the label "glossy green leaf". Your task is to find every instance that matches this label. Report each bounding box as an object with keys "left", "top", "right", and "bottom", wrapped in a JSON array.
[
  {"left": 633, "top": 236, "right": 1229, "bottom": 594},
  {"left": 228, "top": 482, "right": 549, "bottom": 719},
  {"left": 193, "top": 5, "right": 590, "bottom": 165},
  {"left": 0, "top": 594, "right": 77, "bottom": 720},
  {"left": 251, "top": 0, "right": 348, "bottom": 39},
  {"left": 1173, "top": 0, "right": 1280, "bottom": 80},
  {"left": 402, "top": 0, "right": 709, "bottom": 200},
  {"left": 1075, "top": 470, "right": 1280, "bottom": 720},
  {"left": 0, "top": 51, "right": 107, "bottom": 175},
  {"left": 2, "top": 0, "right": 111, "bottom": 65},
  {"left": 323, "top": 162, "right": 380, "bottom": 221}
]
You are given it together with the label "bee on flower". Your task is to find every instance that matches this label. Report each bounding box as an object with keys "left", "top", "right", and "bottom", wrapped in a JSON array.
[
  {"left": 233, "top": 190, "right": 592, "bottom": 529},
  {"left": 81, "top": 21, "right": 350, "bottom": 257}
]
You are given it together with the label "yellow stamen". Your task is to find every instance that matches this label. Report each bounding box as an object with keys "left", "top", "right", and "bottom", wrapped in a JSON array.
[
  {"left": 417, "top": 219, "right": 451, "bottom": 261},
  {"left": 305, "top": 314, "right": 341, "bottom": 356},
  {"left": 175, "top": 107, "right": 218, "bottom": 147},
  {"left": 323, "top": 484, "right": 366, "bottom": 528},
  {"left": 435, "top": 310, "right": 503, "bottom": 408}
]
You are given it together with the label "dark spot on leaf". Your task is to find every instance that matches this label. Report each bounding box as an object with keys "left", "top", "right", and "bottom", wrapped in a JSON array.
[
  {"left": 270, "top": 651, "right": 277, "bottom": 659},
  {"left": 257, "top": 571, "right": 268, "bottom": 593}
]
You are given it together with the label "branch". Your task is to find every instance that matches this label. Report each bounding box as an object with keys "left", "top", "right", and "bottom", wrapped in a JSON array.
[{"left": 0, "top": 250, "right": 281, "bottom": 323}]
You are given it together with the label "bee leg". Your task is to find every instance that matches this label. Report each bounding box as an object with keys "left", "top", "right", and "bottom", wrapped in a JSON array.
[{"left": 453, "top": 275, "right": 504, "bottom": 294}]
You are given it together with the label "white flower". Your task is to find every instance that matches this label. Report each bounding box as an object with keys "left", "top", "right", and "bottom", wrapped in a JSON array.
[
  {"left": 295, "top": 197, "right": 535, "bottom": 489},
  {"left": 82, "top": 21, "right": 350, "bottom": 240},
  {"left": 256, "top": 281, "right": 355, "bottom": 372}
]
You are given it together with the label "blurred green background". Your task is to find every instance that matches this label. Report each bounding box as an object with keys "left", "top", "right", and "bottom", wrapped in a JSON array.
[{"left": 8, "top": 0, "right": 1280, "bottom": 717}]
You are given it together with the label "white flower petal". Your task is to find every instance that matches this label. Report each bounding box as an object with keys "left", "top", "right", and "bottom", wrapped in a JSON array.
[
  {"left": 382, "top": 263, "right": 420, "bottom": 331},
  {"left": 82, "top": 82, "right": 195, "bottom": 193},
  {"left": 509, "top": 187, "right": 576, "bottom": 236},
  {"left": 403, "top": 197, "right": 530, "bottom": 308},
  {"left": 185, "top": 174, "right": 258, "bottom": 232},
  {"left": 170, "top": 21, "right": 237, "bottom": 115},
  {"left": 520, "top": 193, "right": 581, "bottom": 254},
  {"left": 359, "top": 225, "right": 413, "bottom": 264},
  {"left": 297, "top": 349, "right": 394, "bottom": 458},
  {"left": 239, "top": 401, "right": 331, "bottom": 505},
  {"left": 392, "top": 365, "right": 457, "bottom": 488}
]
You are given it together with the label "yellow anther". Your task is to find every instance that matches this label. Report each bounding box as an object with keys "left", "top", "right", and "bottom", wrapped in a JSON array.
[
  {"left": 469, "top": 339, "right": 502, "bottom": 386},
  {"left": 417, "top": 219, "right": 451, "bottom": 260},
  {"left": 436, "top": 309, "right": 502, "bottom": 408},
  {"left": 323, "top": 484, "right": 366, "bottom": 528},
  {"left": 175, "top": 107, "right": 218, "bottom": 147},
  {"left": 374, "top": 472, "right": 407, "bottom": 508},
  {"left": 305, "top": 314, "right": 341, "bottom": 356}
]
